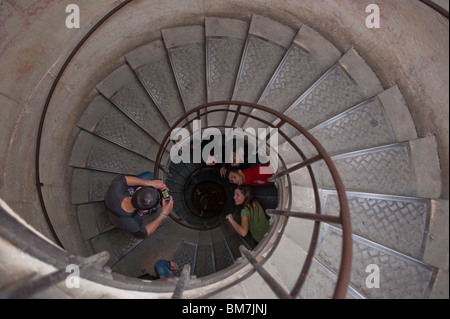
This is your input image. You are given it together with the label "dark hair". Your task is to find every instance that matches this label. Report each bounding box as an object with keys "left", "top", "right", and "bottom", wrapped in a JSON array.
[
  {"left": 131, "top": 186, "right": 160, "bottom": 210},
  {"left": 226, "top": 167, "right": 241, "bottom": 180}
]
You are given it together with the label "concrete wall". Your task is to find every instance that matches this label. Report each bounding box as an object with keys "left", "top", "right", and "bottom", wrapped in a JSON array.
[{"left": 0, "top": 0, "right": 448, "bottom": 253}]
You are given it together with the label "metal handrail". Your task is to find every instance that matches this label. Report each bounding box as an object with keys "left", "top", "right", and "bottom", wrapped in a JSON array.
[
  {"left": 154, "top": 100, "right": 352, "bottom": 299},
  {"left": 35, "top": 0, "right": 135, "bottom": 249}
]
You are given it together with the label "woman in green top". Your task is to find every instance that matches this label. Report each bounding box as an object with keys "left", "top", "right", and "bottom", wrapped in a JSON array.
[{"left": 226, "top": 185, "right": 270, "bottom": 243}]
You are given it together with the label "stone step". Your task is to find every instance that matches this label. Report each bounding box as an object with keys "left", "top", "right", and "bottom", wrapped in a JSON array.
[
  {"left": 286, "top": 136, "right": 441, "bottom": 198},
  {"left": 279, "top": 85, "right": 418, "bottom": 161},
  {"left": 321, "top": 189, "right": 431, "bottom": 259},
  {"left": 316, "top": 224, "right": 439, "bottom": 299},
  {"left": 281, "top": 48, "right": 383, "bottom": 136},
  {"left": 162, "top": 25, "right": 207, "bottom": 113},
  {"left": 96, "top": 64, "right": 169, "bottom": 143},
  {"left": 244, "top": 23, "right": 342, "bottom": 130},
  {"left": 69, "top": 130, "right": 154, "bottom": 175},
  {"left": 89, "top": 227, "right": 143, "bottom": 267},
  {"left": 172, "top": 240, "right": 199, "bottom": 277},
  {"left": 225, "top": 14, "right": 296, "bottom": 127},
  {"left": 195, "top": 243, "right": 216, "bottom": 278},
  {"left": 125, "top": 40, "right": 186, "bottom": 127},
  {"left": 77, "top": 95, "right": 161, "bottom": 160},
  {"left": 77, "top": 202, "right": 114, "bottom": 240},
  {"left": 71, "top": 169, "right": 117, "bottom": 204},
  {"left": 300, "top": 258, "right": 363, "bottom": 299},
  {"left": 205, "top": 17, "right": 248, "bottom": 126}
]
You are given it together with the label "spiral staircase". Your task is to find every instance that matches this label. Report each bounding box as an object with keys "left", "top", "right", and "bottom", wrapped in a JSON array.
[{"left": 0, "top": 2, "right": 447, "bottom": 300}]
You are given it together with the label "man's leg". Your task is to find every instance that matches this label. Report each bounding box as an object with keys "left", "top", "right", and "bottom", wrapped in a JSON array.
[{"left": 155, "top": 260, "right": 174, "bottom": 279}]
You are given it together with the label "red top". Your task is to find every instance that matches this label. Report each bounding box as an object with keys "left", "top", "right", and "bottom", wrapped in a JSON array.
[{"left": 243, "top": 165, "right": 273, "bottom": 186}]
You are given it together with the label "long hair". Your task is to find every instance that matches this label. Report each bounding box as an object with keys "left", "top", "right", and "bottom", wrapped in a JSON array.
[{"left": 235, "top": 185, "right": 260, "bottom": 222}]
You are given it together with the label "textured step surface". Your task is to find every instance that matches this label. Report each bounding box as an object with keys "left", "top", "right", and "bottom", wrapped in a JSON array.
[
  {"left": 281, "top": 48, "right": 383, "bottom": 136},
  {"left": 244, "top": 24, "right": 342, "bottom": 130},
  {"left": 77, "top": 95, "right": 160, "bottom": 160},
  {"left": 125, "top": 40, "right": 186, "bottom": 127},
  {"left": 321, "top": 190, "right": 431, "bottom": 259},
  {"left": 205, "top": 17, "right": 248, "bottom": 126},
  {"left": 77, "top": 202, "right": 114, "bottom": 240},
  {"left": 162, "top": 25, "right": 207, "bottom": 112},
  {"left": 226, "top": 14, "right": 296, "bottom": 127},
  {"left": 71, "top": 169, "right": 117, "bottom": 204},
  {"left": 320, "top": 137, "right": 440, "bottom": 198},
  {"left": 300, "top": 258, "right": 362, "bottom": 299},
  {"left": 316, "top": 225, "right": 438, "bottom": 299},
  {"left": 288, "top": 85, "right": 418, "bottom": 158},
  {"left": 96, "top": 65, "right": 169, "bottom": 143},
  {"left": 90, "top": 227, "right": 143, "bottom": 267},
  {"left": 70, "top": 131, "right": 154, "bottom": 175}
]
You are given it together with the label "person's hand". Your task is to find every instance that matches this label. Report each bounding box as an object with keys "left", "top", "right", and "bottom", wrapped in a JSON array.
[
  {"left": 226, "top": 214, "right": 233, "bottom": 222},
  {"left": 206, "top": 155, "right": 217, "bottom": 166},
  {"left": 220, "top": 166, "right": 227, "bottom": 178},
  {"left": 161, "top": 196, "right": 174, "bottom": 216},
  {"left": 169, "top": 261, "right": 178, "bottom": 271},
  {"left": 150, "top": 180, "right": 168, "bottom": 191}
]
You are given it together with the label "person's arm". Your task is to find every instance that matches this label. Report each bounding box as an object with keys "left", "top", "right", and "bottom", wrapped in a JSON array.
[
  {"left": 124, "top": 175, "right": 168, "bottom": 190},
  {"left": 226, "top": 214, "right": 249, "bottom": 237},
  {"left": 144, "top": 196, "right": 173, "bottom": 237}
]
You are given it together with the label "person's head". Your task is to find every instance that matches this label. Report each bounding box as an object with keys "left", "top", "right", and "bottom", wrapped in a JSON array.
[
  {"left": 131, "top": 186, "right": 160, "bottom": 211},
  {"left": 227, "top": 168, "right": 245, "bottom": 185},
  {"left": 233, "top": 184, "right": 254, "bottom": 208}
]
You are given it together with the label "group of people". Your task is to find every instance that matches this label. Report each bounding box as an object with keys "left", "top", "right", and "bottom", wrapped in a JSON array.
[{"left": 103, "top": 140, "right": 274, "bottom": 280}]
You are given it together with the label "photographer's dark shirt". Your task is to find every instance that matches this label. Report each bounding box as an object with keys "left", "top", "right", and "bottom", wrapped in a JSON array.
[{"left": 104, "top": 175, "right": 147, "bottom": 238}]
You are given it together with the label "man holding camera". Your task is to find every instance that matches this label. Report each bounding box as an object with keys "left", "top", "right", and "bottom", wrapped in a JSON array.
[{"left": 104, "top": 172, "right": 173, "bottom": 239}]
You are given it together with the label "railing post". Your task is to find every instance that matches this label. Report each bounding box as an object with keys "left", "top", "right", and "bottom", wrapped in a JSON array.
[
  {"left": 239, "top": 246, "right": 292, "bottom": 299},
  {"left": 172, "top": 264, "right": 191, "bottom": 299},
  {"left": 2, "top": 251, "right": 110, "bottom": 299}
]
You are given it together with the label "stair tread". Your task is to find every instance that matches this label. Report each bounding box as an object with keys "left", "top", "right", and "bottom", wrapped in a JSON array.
[
  {"left": 90, "top": 227, "right": 143, "bottom": 267},
  {"left": 283, "top": 48, "right": 383, "bottom": 132},
  {"left": 125, "top": 40, "right": 186, "bottom": 126},
  {"left": 226, "top": 14, "right": 296, "bottom": 127},
  {"left": 295, "top": 93, "right": 400, "bottom": 158},
  {"left": 321, "top": 189, "right": 431, "bottom": 259},
  {"left": 71, "top": 169, "right": 118, "bottom": 204},
  {"left": 245, "top": 24, "right": 342, "bottom": 130},
  {"left": 206, "top": 17, "right": 248, "bottom": 126},
  {"left": 77, "top": 202, "right": 114, "bottom": 240},
  {"left": 70, "top": 131, "right": 154, "bottom": 175},
  {"left": 162, "top": 25, "right": 206, "bottom": 111},
  {"left": 315, "top": 138, "right": 440, "bottom": 198},
  {"left": 300, "top": 258, "right": 362, "bottom": 299},
  {"left": 316, "top": 225, "right": 438, "bottom": 299},
  {"left": 96, "top": 65, "right": 169, "bottom": 142},
  {"left": 78, "top": 95, "right": 160, "bottom": 160}
]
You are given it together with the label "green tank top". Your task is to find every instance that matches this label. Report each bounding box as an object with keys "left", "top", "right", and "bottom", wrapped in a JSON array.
[{"left": 241, "top": 201, "right": 270, "bottom": 242}]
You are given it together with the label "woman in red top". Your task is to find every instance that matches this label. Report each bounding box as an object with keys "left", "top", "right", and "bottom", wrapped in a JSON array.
[{"left": 227, "top": 164, "right": 273, "bottom": 186}]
